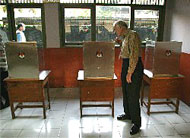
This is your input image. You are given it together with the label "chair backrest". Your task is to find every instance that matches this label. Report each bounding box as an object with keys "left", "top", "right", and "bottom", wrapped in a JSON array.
[{"left": 5, "top": 41, "right": 39, "bottom": 79}]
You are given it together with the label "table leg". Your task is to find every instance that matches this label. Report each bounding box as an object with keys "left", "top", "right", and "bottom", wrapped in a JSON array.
[
  {"left": 47, "top": 80, "right": 51, "bottom": 109},
  {"left": 80, "top": 100, "right": 82, "bottom": 118},
  {"left": 140, "top": 80, "right": 145, "bottom": 106},
  {"left": 112, "top": 99, "right": 114, "bottom": 117},
  {"left": 147, "top": 97, "right": 151, "bottom": 115},
  {"left": 19, "top": 102, "right": 23, "bottom": 109},
  {"left": 43, "top": 101, "right": 46, "bottom": 119},
  {"left": 10, "top": 102, "right": 15, "bottom": 119},
  {"left": 176, "top": 99, "right": 180, "bottom": 113}
]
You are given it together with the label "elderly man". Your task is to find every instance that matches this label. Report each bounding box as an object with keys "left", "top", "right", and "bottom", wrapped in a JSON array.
[{"left": 113, "top": 20, "right": 143, "bottom": 135}]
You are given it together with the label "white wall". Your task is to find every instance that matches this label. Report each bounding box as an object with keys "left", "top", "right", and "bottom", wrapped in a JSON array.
[
  {"left": 44, "top": 3, "right": 60, "bottom": 48},
  {"left": 164, "top": 0, "right": 190, "bottom": 54}
]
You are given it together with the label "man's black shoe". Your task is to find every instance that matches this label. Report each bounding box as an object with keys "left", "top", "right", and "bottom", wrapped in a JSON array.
[
  {"left": 117, "top": 114, "right": 131, "bottom": 120},
  {"left": 130, "top": 124, "right": 140, "bottom": 135}
]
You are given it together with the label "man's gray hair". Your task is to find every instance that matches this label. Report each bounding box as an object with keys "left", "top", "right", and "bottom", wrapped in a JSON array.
[{"left": 113, "top": 20, "right": 128, "bottom": 29}]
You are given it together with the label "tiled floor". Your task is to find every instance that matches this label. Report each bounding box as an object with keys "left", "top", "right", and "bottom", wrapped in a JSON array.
[{"left": 0, "top": 87, "right": 190, "bottom": 138}]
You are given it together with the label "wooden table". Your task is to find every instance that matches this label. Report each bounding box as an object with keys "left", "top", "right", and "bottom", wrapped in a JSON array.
[
  {"left": 141, "top": 69, "right": 184, "bottom": 115},
  {"left": 77, "top": 70, "right": 117, "bottom": 117},
  {"left": 4, "top": 70, "right": 51, "bottom": 119}
]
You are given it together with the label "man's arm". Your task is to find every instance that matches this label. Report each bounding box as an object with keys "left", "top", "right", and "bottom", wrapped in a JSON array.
[
  {"left": 127, "top": 33, "right": 140, "bottom": 83},
  {"left": 17, "top": 33, "right": 22, "bottom": 42}
]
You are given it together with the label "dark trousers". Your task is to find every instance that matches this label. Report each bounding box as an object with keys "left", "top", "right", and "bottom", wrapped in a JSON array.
[
  {"left": 121, "top": 58, "right": 143, "bottom": 127},
  {"left": 0, "top": 69, "right": 9, "bottom": 109}
]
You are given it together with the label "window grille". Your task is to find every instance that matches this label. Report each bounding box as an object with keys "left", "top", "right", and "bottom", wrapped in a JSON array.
[{"left": 2, "top": 0, "right": 165, "bottom": 5}]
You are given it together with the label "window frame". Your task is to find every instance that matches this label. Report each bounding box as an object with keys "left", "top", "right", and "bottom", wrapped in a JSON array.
[
  {"left": 131, "top": 5, "right": 165, "bottom": 41},
  {"left": 61, "top": 3, "right": 165, "bottom": 47},
  {"left": 95, "top": 5, "right": 131, "bottom": 42},
  {"left": 6, "top": 3, "right": 46, "bottom": 47},
  {"left": 4, "top": 1, "right": 166, "bottom": 47},
  {"left": 61, "top": 4, "right": 95, "bottom": 46}
]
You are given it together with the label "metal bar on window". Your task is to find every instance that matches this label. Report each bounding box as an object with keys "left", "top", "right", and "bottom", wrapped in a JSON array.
[
  {"left": 91, "top": 5, "right": 95, "bottom": 41},
  {"left": 4, "top": 0, "right": 165, "bottom": 4},
  {"left": 130, "top": 6, "right": 134, "bottom": 30}
]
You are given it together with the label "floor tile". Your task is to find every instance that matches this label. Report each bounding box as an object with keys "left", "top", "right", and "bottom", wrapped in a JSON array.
[
  {"left": 173, "top": 123, "right": 190, "bottom": 136},
  {"left": 0, "top": 130, "right": 21, "bottom": 137},
  {"left": 18, "top": 129, "right": 41, "bottom": 137}
]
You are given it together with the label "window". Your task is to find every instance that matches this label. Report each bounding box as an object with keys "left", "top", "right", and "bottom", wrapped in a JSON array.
[
  {"left": 14, "top": 8, "right": 43, "bottom": 47},
  {"left": 64, "top": 8, "right": 91, "bottom": 44},
  {"left": 96, "top": 6, "right": 130, "bottom": 41},
  {"left": 62, "top": 5, "right": 164, "bottom": 46},
  {"left": 134, "top": 10, "right": 159, "bottom": 43},
  {"left": 0, "top": 5, "right": 9, "bottom": 43}
]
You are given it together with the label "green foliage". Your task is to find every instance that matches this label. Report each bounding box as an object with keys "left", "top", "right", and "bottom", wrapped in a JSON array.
[{"left": 0, "top": 5, "right": 7, "bottom": 14}]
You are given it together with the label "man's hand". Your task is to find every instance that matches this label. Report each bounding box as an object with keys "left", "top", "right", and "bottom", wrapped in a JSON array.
[
  {"left": 115, "top": 37, "right": 122, "bottom": 45},
  {"left": 126, "top": 73, "right": 132, "bottom": 83}
]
